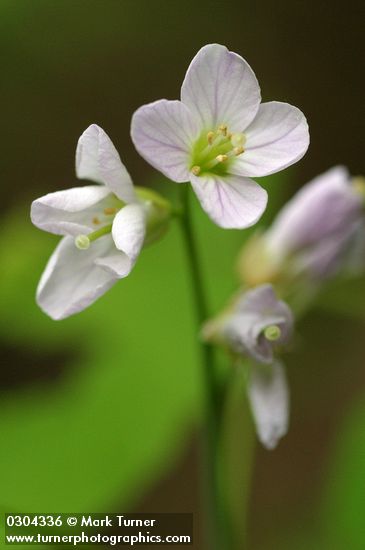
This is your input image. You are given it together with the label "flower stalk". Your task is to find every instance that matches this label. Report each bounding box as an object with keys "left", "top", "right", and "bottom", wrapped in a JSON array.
[
  {"left": 178, "top": 185, "right": 225, "bottom": 550},
  {"left": 218, "top": 364, "right": 256, "bottom": 550}
]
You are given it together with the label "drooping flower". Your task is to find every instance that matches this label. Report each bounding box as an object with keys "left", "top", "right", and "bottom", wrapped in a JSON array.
[
  {"left": 31, "top": 124, "right": 171, "bottom": 320},
  {"left": 131, "top": 43, "right": 309, "bottom": 229},
  {"left": 203, "top": 284, "right": 293, "bottom": 449},
  {"left": 238, "top": 166, "right": 365, "bottom": 287}
]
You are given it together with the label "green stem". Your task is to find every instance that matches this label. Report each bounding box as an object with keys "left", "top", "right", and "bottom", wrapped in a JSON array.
[
  {"left": 218, "top": 365, "right": 256, "bottom": 550},
  {"left": 178, "top": 185, "right": 223, "bottom": 549}
]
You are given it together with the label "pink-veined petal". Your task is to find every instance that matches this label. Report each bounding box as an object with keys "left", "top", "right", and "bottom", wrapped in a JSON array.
[
  {"left": 76, "top": 124, "right": 136, "bottom": 203},
  {"left": 232, "top": 102, "right": 309, "bottom": 177},
  {"left": 190, "top": 173, "right": 267, "bottom": 229},
  {"left": 31, "top": 185, "right": 111, "bottom": 236},
  {"left": 181, "top": 44, "right": 261, "bottom": 132},
  {"left": 131, "top": 99, "right": 198, "bottom": 183},
  {"left": 247, "top": 360, "right": 289, "bottom": 450},
  {"left": 36, "top": 235, "right": 119, "bottom": 320}
]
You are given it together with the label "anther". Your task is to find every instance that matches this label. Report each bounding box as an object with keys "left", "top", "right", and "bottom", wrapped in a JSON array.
[
  {"left": 103, "top": 207, "right": 117, "bottom": 215},
  {"left": 75, "top": 234, "right": 90, "bottom": 250},
  {"left": 234, "top": 145, "right": 245, "bottom": 156},
  {"left": 92, "top": 216, "right": 101, "bottom": 225},
  {"left": 264, "top": 325, "right": 282, "bottom": 342},
  {"left": 207, "top": 131, "right": 215, "bottom": 145},
  {"left": 191, "top": 165, "right": 201, "bottom": 176},
  {"left": 216, "top": 154, "right": 228, "bottom": 163},
  {"left": 218, "top": 124, "right": 228, "bottom": 136}
]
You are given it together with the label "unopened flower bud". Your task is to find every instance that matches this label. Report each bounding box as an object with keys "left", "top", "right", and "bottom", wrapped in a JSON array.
[{"left": 238, "top": 166, "right": 365, "bottom": 285}]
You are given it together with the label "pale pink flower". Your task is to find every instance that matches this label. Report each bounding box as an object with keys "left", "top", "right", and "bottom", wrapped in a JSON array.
[
  {"left": 131, "top": 44, "right": 309, "bottom": 229},
  {"left": 204, "top": 284, "right": 293, "bottom": 449}
]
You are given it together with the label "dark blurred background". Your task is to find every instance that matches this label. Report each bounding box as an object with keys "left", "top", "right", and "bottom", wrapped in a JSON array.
[
  {"left": 1, "top": 1, "right": 364, "bottom": 549},
  {"left": 2, "top": 0, "right": 364, "bottom": 210}
]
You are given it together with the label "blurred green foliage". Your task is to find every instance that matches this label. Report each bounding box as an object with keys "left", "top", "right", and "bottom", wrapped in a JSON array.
[{"left": 0, "top": 205, "right": 201, "bottom": 515}]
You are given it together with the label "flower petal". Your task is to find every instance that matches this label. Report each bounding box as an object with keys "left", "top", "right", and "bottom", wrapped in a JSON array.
[
  {"left": 247, "top": 360, "right": 289, "bottom": 450},
  {"left": 36, "top": 236, "right": 119, "bottom": 320},
  {"left": 111, "top": 204, "right": 146, "bottom": 262},
  {"left": 295, "top": 225, "right": 360, "bottom": 280},
  {"left": 232, "top": 102, "right": 309, "bottom": 177},
  {"left": 190, "top": 173, "right": 267, "bottom": 229},
  {"left": 266, "top": 166, "right": 360, "bottom": 255},
  {"left": 236, "top": 284, "right": 294, "bottom": 344},
  {"left": 131, "top": 99, "right": 198, "bottom": 182},
  {"left": 76, "top": 124, "right": 136, "bottom": 203},
  {"left": 340, "top": 220, "right": 365, "bottom": 277},
  {"left": 94, "top": 252, "right": 134, "bottom": 279},
  {"left": 181, "top": 44, "right": 261, "bottom": 132},
  {"left": 222, "top": 285, "right": 293, "bottom": 363},
  {"left": 31, "top": 185, "right": 111, "bottom": 236}
]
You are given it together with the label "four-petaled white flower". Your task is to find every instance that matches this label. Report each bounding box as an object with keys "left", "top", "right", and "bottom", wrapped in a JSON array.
[
  {"left": 203, "top": 284, "right": 293, "bottom": 449},
  {"left": 31, "top": 124, "right": 151, "bottom": 320},
  {"left": 131, "top": 43, "right": 309, "bottom": 229}
]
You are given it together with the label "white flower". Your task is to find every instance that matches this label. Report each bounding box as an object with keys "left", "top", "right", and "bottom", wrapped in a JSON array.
[
  {"left": 131, "top": 43, "right": 309, "bottom": 229},
  {"left": 31, "top": 124, "right": 169, "bottom": 320},
  {"left": 203, "top": 284, "right": 293, "bottom": 449}
]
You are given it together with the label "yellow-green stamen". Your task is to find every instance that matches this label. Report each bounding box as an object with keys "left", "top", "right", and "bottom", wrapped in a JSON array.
[{"left": 190, "top": 126, "right": 246, "bottom": 177}]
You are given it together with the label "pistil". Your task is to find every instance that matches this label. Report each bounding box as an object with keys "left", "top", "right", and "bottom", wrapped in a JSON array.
[
  {"left": 264, "top": 325, "right": 282, "bottom": 342},
  {"left": 75, "top": 223, "right": 113, "bottom": 250}
]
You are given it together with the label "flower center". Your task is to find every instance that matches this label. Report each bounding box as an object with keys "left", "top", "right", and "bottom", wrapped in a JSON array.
[
  {"left": 190, "top": 125, "right": 246, "bottom": 176},
  {"left": 74, "top": 199, "right": 123, "bottom": 250},
  {"left": 74, "top": 187, "right": 173, "bottom": 251}
]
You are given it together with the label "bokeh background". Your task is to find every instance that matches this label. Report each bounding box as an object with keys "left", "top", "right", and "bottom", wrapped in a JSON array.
[{"left": 1, "top": 1, "right": 364, "bottom": 548}]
